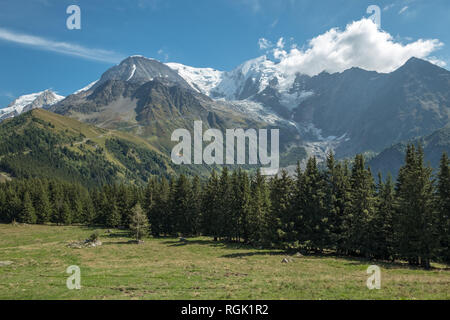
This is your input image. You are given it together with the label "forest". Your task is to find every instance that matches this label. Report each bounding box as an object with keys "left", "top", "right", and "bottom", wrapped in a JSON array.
[{"left": 0, "top": 144, "right": 449, "bottom": 269}]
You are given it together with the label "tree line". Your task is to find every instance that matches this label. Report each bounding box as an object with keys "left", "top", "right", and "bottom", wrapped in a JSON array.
[{"left": 0, "top": 144, "right": 448, "bottom": 268}]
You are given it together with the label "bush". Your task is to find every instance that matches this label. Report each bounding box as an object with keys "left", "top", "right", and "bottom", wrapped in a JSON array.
[{"left": 88, "top": 230, "right": 100, "bottom": 242}]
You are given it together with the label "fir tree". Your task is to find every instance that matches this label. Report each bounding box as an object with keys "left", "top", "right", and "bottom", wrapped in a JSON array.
[
  {"left": 129, "top": 203, "right": 149, "bottom": 241},
  {"left": 436, "top": 152, "right": 450, "bottom": 263},
  {"left": 395, "top": 144, "right": 437, "bottom": 268},
  {"left": 269, "top": 170, "right": 294, "bottom": 248},
  {"left": 20, "top": 192, "right": 37, "bottom": 224}
]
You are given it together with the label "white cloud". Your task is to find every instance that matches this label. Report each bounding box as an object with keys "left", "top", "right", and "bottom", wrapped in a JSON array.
[
  {"left": 383, "top": 3, "right": 395, "bottom": 11},
  {"left": 0, "top": 27, "right": 122, "bottom": 63},
  {"left": 258, "top": 38, "right": 272, "bottom": 50},
  {"left": 276, "top": 37, "right": 285, "bottom": 49},
  {"left": 399, "top": 6, "right": 409, "bottom": 14},
  {"left": 267, "top": 18, "right": 444, "bottom": 76},
  {"left": 157, "top": 49, "right": 169, "bottom": 61}
]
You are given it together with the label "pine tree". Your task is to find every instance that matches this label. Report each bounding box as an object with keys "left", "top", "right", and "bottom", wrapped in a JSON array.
[
  {"left": 202, "top": 170, "right": 221, "bottom": 240},
  {"left": 218, "top": 167, "right": 233, "bottom": 241},
  {"left": 143, "top": 178, "right": 156, "bottom": 233},
  {"left": 298, "top": 157, "right": 327, "bottom": 252},
  {"left": 59, "top": 202, "right": 73, "bottom": 225},
  {"left": 344, "top": 154, "right": 376, "bottom": 257},
  {"left": 172, "top": 174, "right": 195, "bottom": 236},
  {"left": 83, "top": 198, "right": 95, "bottom": 225},
  {"left": 249, "top": 169, "right": 271, "bottom": 246},
  {"left": 34, "top": 185, "right": 52, "bottom": 224},
  {"left": 20, "top": 192, "right": 37, "bottom": 224},
  {"left": 371, "top": 173, "right": 395, "bottom": 260},
  {"left": 190, "top": 175, "right": 202, "bottom": 236},
  {"left": 129, "top": 203, "right": 149, "bottom": 241},
  {"left": 395, "top": 144, "right": 437, "bottom": 268},
  {"left": 436, "top": 152, "right": 450, "bottom": 263},
  {"left": 152, "top": 177, "right": 170, "bottom": 236},
  {"left": 105, "top": 200, "right": 121, "bottom": 228},
  {"left": 269, "top": 170, "right": 294, "bottom": 248},
  {"left": 235, "top": 170, "right": 251, "bottom": 243},
  {"left": 324, "top": 153, "right": 351, "bottom": 253}
]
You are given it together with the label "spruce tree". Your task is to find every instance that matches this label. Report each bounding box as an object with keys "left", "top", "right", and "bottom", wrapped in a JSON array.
[
  {"left": 190, "top": 175, "right": 202, "bottom": 236},
  {"left": 249, "top": 169, "right": 271, "bottom": 246},
  {"left": 201, "top": 170, "right": 220, "bottom": 240},
  {"left": 324, "top": 153, "right": 351, "bottom": 253},
  {"left": 269, "top": 170, "right": 294, "bottom": 248},
  {"left": 344, "top": 154, "right": 376, "bottom": 257},
  {"left": 298, "top": 157, "right": 327, "bottom": 252},
  {"left": 59, "top": 202, "right": 73, "bottom": 225},
  {"left": 172, "top": 174, "right": 195, "bottom": 236},
  {"left": 105, "top": 201, "right": 121, "bottom": 228},
  {"left": 371, "top": 173, "right": 395, "bottom": 260},
  {"left": 395, "top": 144, "right": 437, "bottom": 268},
  {"left": 436, "top": 152, "right": 450, "bottom": 263},
  {"left": 20, "top": 192, "right": 37, "bottom": 224},
  {"left": 34, "top": 185, "right": 52, "bottom": 224}
]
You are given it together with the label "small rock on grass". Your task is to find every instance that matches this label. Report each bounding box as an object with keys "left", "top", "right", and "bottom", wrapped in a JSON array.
[{"left": 0, "top": 261, "right": 13, "bottom": 267}]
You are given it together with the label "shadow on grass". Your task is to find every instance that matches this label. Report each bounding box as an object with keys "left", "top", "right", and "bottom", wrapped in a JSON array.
[
  {"left": 163, "top": 238, "right": 450, "bottom": 271},
  {"left": 162, "top": 239, "right": 258, "bottom": 250}
]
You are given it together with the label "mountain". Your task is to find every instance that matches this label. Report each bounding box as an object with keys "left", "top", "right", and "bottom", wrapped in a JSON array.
[
  {"left": 0, "top": 109, "right": 205, "bottom": 187},
  {"left": 93, "top": 55, "right": 192, "bottom": 90},
  {"left": 49, "top": 56, "right": 277, "bottom": 157},
  {"left": 369, "top": 125, "right": 450, "bottom": 179},
  {"left": 0, "top": 90, "right": 64, "bottom": 121},
  {"left": 4, "top": 55, "right": 447, "bottom": 175}
]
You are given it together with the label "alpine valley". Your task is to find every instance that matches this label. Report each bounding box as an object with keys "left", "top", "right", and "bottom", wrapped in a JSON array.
[{"left": 1, "top": 54, "right": 449, "bottom": 185}]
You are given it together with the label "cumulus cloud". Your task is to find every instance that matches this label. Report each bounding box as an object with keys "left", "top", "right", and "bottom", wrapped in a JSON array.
[
  {"left": 0, "top": 27, "right": 122, "bottom": 63},
  {"left": 266, "top": 18, "right": 444, "bottom": 76}
]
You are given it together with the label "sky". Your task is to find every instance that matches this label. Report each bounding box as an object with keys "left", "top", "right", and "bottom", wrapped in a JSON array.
[{"left": 0, "top": 0, "right": 449, "bottom": 107}]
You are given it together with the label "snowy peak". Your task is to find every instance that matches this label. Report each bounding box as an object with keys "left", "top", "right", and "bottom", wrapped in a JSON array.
[
  {"left": 93, "top": 56, "right": 191, "bottom": 89},
  {"left": 166, "top": 62, "right": 223, "bottom": 96},
  {"left": 0, "top": 90, "right": 64, "bottom": 121}
]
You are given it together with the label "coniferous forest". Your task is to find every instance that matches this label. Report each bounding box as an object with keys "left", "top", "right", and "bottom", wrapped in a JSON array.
[{"left": 1, "top": 145, "right": 449, "bottom": 269}]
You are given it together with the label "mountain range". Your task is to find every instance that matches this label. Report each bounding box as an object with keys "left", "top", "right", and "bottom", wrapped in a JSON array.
[{"left": 1, "top": 54, "right": 449, "bottom": 184}]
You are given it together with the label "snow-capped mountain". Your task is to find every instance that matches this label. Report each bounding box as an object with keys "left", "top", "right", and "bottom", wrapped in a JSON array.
[
  {"left": 165, "top": 62, "right": 223, "bottom": 96},
  {"left": 8, "top": 54, "right": 450, "bottom": 171},
  {"left": 90, "top": 55, "right": 191, "bottom": 91},
  {"left": 0, "top": 90, "right": 64, "bottom": 121}
]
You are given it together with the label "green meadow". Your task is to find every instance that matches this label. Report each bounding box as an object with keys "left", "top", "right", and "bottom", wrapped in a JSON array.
[{"left": 0, "top": 223, "right": 448, "bottom": 300}]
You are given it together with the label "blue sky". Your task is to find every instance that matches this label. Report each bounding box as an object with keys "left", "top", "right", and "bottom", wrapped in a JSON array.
[{"left": 0, "top": 0, "right": 449, "bottom": 106}]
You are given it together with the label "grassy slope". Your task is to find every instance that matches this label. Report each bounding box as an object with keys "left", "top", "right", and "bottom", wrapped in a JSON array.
[
  {"left": 0, "top": 224, "right": 448, "bottom": 300},
  {"left": 0, "top": 109, "right": 186, "bottom": 185}
]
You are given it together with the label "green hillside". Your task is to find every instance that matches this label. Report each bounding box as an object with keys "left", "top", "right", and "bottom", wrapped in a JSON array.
[{"left": 0, "top": 109, "right": 194, "bottom": 187}]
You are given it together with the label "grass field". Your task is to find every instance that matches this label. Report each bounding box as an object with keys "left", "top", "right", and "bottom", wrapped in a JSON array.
[{"left": 0, "top": 223, "right": 448, "bottom": 300}]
